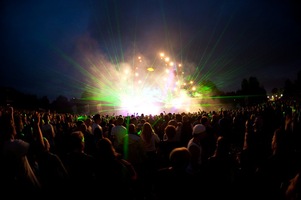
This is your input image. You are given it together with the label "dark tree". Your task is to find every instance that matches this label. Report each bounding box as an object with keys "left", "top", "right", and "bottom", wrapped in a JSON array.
[
  {"left": 51, "top": 95, "right": 73, "bottom": 113},
  {"left": 236, "top": 76, "right": 267, "bottom": 106}
]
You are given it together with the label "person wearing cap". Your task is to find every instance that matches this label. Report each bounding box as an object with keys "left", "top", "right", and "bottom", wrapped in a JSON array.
[{"left": 187, "top": 124, "right": 207, "bottom": 175}]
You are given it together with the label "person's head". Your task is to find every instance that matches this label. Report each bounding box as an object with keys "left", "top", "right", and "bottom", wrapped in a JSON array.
[
  {"left": 84, "top": 117, "right": 92, "bottom": 126},
  {"left": 69, "top": 131, "right": 85, "bottom": 152},
  {"left": 128, "top": 123, "right": 137, "bottom": 135},
  {"left": 175, "top": 114, "right": 182, "bottom": 122},
  {"left": 43, "top": 113, "right": 50, "bottom": 124},
  {"left": 139, "top": 118, "right": 146, "bottom": 125},
  {"left": 96, "top": 137, "right": 118, "bottom": 160},
  {"left": 192, "top": 124, "right": 206, "bottom": 138},
  {"left": 164, "top": 125, "right": 176, "bottom": 141},
  {"left": 76, "top": 120, "right": 87, "bottom": 132},
  {"left": 93, "top": 114, "right": 101, "bottom": 123},
  {"left": 164, "top": 115, "right": 170, "bottom": 122},
  {"left": 169, "top": 147, "right": 191, "bottom": 170},
  {"left": 200, "top": 116, "right": 209, "bottom": 126},
  {"left": 141, "top": 122, "right": 154, "bottom": 142},
  {"left": 168, "top": 119, "right": 177, "bottom": 127},
  {"left": 130, "top": 117, "right": 138, "bottom": 126},
  {"left": 142, "top": 122, "right": 153, "bottom": 132},
  {"left": 116, "top": 116, "right": 124, "bottom": 126},
  {"left": 222, "top": 110, "right": 228, "bottom": 117}
]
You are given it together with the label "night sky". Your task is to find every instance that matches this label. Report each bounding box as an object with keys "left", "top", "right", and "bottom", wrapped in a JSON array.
[{"left": 1, "top": 0, "right": 300, "bottom": 101}]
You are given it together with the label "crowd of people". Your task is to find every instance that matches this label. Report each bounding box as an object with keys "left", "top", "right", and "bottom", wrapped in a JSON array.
[{"left": 0, "top": 100, "right": 300, "bottom": 199}]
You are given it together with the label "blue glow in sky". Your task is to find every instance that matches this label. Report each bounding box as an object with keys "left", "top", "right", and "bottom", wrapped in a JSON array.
[{"left": 1, "top": 0, "right": 300, "bottom": 101}]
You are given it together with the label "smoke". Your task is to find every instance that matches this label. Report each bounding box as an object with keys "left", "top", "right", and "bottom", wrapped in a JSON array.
[{"left": 71, "top": 33, "right": 219, "bottom": 115}]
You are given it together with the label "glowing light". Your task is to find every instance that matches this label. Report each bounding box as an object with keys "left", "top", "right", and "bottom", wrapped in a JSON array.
[
  {"left": 147, "top": 67, "right": 154, "bottom": 72},
  {"left": 77, "top": 50, "right": 217, "bottom": 115}
]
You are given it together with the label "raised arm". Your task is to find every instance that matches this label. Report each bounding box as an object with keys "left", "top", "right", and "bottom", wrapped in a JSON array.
[{"left": 32, "top": 112, "right": 45, "bottom": 149}]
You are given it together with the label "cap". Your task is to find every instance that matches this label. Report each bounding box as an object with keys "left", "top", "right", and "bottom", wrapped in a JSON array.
[{"left": 192, "top": 124, "right": 206, "bottom": 135}]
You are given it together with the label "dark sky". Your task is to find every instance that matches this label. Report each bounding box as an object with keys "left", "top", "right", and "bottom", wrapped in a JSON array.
[{"left": 1, "top": 0, "right": 300, "bottom": 101}]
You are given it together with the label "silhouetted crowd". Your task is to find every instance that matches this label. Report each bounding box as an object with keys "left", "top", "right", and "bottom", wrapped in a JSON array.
[{"left": 0, "top": 100, "right": 300, "bottom": 199}]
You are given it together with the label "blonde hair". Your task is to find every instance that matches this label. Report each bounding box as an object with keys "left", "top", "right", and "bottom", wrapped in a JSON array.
[{"left": 140, "top": 122, "right": 154, "bottom": 143}]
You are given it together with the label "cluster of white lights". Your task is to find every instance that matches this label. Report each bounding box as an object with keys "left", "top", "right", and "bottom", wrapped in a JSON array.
[{"left": 267, "top": 94, "right": 283, "bottom": 101}]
